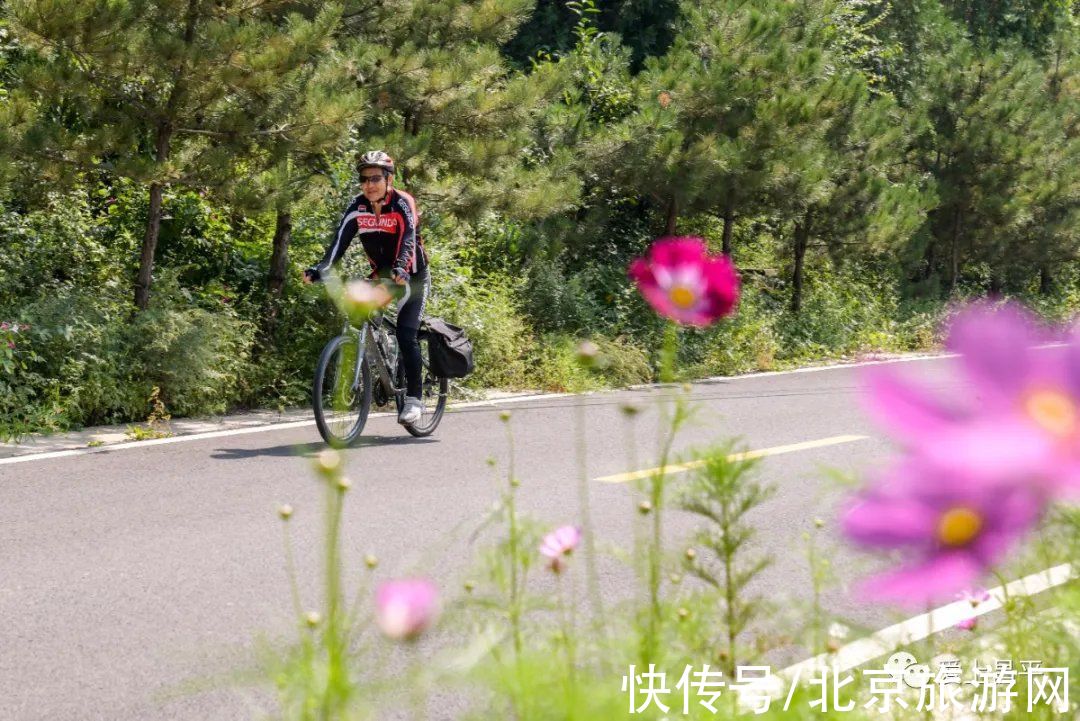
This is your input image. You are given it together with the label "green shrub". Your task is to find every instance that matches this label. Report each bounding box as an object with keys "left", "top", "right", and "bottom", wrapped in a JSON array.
[
  {"left": 694, "top": 289, "right": 782, "bottom": 377},
  {"left": 5, "top": 274, "right": 256, "bottom": 432},
  {"left": 531, "top": 333, "right": 652, "bottom": 392},
  {"left": 429, "top": 273, "right": 536, "bottom": 390},
  {"left": 129, "top": 276, "right": 256, "bottom": 418}
]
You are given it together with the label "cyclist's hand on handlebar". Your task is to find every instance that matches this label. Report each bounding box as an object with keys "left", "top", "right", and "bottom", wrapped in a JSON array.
[
  {"left": 303, "top": 268, "right": 318, "bottom": 284},
  {"left": 392, "top": 268, "right": 409, "bottom": 286}
]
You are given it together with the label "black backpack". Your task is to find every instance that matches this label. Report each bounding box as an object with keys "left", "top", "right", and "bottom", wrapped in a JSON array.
[{"left": 423, "top": 318, "right": 475, "bottom": 378}]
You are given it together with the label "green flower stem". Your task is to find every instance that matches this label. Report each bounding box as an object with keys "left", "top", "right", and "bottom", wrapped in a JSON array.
[
  {"left": 660, "top": 323, "right": 678, "bottom": 384},
  {"left": 557, "top": 573, "right": 577, "bottom": 710},
  {"left": 282, "top": 522, "right": 304, "bottom": 622},
  {"left": 806, "top": 530, "right": 823, "bottom": 654},
  {"left": 503, "top": 420, "right": 524, "bottom": 661},
  {"left": 321, "top": 479, "right": 349, "bottom": 716},
  {"left": 574, "top": 399, "right": 606, "bottom": 641},
  {"left": 643, "top": 323, "right": 682, "bottom": 665},
  {"left": 410, "top": 643, "right": 427, "bottom": 721}
]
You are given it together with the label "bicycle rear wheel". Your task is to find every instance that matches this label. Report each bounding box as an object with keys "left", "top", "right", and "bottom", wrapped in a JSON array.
[
  {"left": 400, "top": 332, "right": 448, "bottom": 437},
  {"left": 313, "top": 335, "right": 372, "bottom": 447}
]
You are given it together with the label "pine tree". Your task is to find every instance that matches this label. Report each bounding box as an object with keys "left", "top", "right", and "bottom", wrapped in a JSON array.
[
  {"left": 940, "top": 0, "right": 1071, "bottom": 53},
  {"left": 591, "top": 0, "right": 845, "bottom": 253},
  {"left": 223, "top": 42, "right": 364, "bottom": 337},
  {"left": 1010, "top": 23, "right": 1080, "bottom": 292},
  {"left": 504, "top": 0, "right": 679, "bottom": 70},
  {"left": 6, "top": 0, "right": 343, "bottom": 309},
  {"left": 909, "top": 40, "right": 1065, "bottom": 293},
  {"left": 779, "top": 4, "right": 931, "bottom": 312},
  {"left": 865, "top": 0, "right": 963, "bottom": 102},
  {"left": 340, "top": 0, "right": 580, "bottom": 226}
]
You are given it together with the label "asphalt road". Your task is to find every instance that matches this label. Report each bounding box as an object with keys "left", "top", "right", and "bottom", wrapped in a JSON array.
[{"left": 0, "top": 356, "right": 966, "bottom": 720}]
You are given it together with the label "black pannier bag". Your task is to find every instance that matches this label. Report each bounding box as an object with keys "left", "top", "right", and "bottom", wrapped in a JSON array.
[{"left": 423, "top": 317, "right": 475, "bottom": 378}]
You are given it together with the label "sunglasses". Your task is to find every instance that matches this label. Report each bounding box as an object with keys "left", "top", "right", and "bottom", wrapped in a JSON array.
[{"left": 360, "top": 174, "right": 386, "bottom": 184}]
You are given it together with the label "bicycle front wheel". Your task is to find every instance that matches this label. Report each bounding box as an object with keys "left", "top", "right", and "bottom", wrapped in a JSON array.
[{"left": 313, "top": 335, "right": 372, "bottom": 448}]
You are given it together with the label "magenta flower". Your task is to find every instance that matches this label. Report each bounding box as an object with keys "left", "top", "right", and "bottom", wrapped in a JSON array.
[
  {"left": 540, "top": 525, "right": 582, "bottom": 573},
  {"left": 375, "top": 579, "right": 439, "bottom": 641},
  {"left": 842, "top": 459, "right": 1044, "bottom": 606},
  {"left": 628, "top": 237, "right": 739, "bottom": 327},
  {"left": 0, "top": 322, "right": 8, "bottom": 331},
  {"left": 955, "top": 616, "right": 978, "bottom": 631},
  {"left": 863, "top": 303, "right": 1080, "bottom": 499}
]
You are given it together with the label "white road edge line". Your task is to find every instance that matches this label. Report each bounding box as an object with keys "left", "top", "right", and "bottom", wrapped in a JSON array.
[
  {"left": 0, "top": 392, "right": 580, "bottom": 467},
  {"left": 3, "top": 345, "right": 1064, "bottom": 466},
  {"left": 782, "top": 562, "right": 1075, "bottom": 680}
]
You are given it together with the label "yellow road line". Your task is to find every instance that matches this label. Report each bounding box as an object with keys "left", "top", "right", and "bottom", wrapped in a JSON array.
[{"left": 593, "top": 435, "right": 870, "bottom": 483}]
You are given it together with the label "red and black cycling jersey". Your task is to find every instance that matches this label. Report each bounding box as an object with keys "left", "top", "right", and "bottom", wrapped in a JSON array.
[{"left": 310, "top": 188, "right": 428, "bottom": 280}]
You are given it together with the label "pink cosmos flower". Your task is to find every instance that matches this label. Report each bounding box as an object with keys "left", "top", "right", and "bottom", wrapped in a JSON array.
[
  {"left": 863, "top": 303, "right": 1080, "bottom": 499},
  {"left": 628, "top": 237, "right": 739, "bottom": 327},
  {"left": 0, "top": 322, "right": 8, "bottom": 331},
  {"left": 954, "top": 588, "right": 990, "bottom": 630},
  {"left": 955, "top": 616, "right": 978, "bottom": 631},
  {"left": 540, "top": 525, "right": 582, "bottom": 573},
  {"left": 960, "top": 588, "right": 991, "bottom": 606},
  {"left": 375, "top": 579, "right": 439, "bottom": 641},
  {"left": 842, "top": 459, "right": 1044, "bottom": 607}
]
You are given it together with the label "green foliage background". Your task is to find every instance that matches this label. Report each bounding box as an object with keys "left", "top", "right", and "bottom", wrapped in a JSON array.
[{"left": 1, "top": 0, "right": 1080, "bottom": 438}]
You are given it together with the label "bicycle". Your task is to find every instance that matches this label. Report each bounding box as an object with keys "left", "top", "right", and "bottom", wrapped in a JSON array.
[{"left": 312, "top": 279, "right": 448, "bottom": 447}]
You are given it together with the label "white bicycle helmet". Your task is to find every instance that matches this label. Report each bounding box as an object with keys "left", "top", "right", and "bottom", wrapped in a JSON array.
[{"left": 357, "top": 150, "right": 395, "bottom": 175}]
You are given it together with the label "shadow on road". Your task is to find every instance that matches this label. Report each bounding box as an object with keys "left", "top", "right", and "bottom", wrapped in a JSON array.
[{"left": 211, "top": 435, "right": 438, "bottom": 460}]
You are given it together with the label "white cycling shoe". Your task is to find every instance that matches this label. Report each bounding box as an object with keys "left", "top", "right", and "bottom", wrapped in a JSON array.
[{"left": 398, "top": 396, "right": 423, "bottom": 425}]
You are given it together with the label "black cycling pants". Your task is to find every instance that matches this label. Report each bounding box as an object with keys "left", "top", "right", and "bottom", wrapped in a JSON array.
[{"left": 396, "top": 271, "right": 430, "bottom": 399}]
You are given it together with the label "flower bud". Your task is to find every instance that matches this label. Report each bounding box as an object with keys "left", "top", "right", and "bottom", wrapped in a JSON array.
[
  {"left": 364, "top": 554, "right": 378, "bottom": 570},
  {"left": 316, "top": 449, "right": 342, "bottom": 476},
  {"left": 278, "top": 504, "right": 294, "bottom": 521},
  {"left": 305, "top": 611, "right": 322, "bottom": 628},
  {"left": 376, "top": 579, "right": 439, "bottom": 642},
  {"left": 685, "top": 548, "right": 697, "bottom": 561},
  {"left": 638, "top": 501, "right": 652, "bottom": 515},
  {"left": 576, "top": 340, "right": 600, "bottom": 368},
  {"left": 345, "top": 279, "right": 392, "bottom": 318},
  {"left": 499, "top": 411, "right": 511, "bottom": 423}
]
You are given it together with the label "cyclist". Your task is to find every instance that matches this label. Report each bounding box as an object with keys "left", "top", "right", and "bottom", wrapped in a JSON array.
[{"left": 304, "top": 150, "right": 430, "bottom": 426}]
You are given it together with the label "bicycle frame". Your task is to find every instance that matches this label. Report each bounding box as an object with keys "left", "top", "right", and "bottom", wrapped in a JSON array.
[
  {"left": 369, "top": 318, "right": 404, "bottom": 395},
  {"left": 340, "top": 280, "right": 413, "bottom": 398}
]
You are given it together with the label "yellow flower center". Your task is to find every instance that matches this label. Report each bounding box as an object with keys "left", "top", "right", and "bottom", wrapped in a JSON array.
[
  {"left": 1024, "top": 389, "right": 1078, "bottom": 438},
  {"left": 669, "top": 285, "right": 697, "bottom": 309},
  {"left": 937, "top": 507, "right": 983, "bottom": 548}
]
